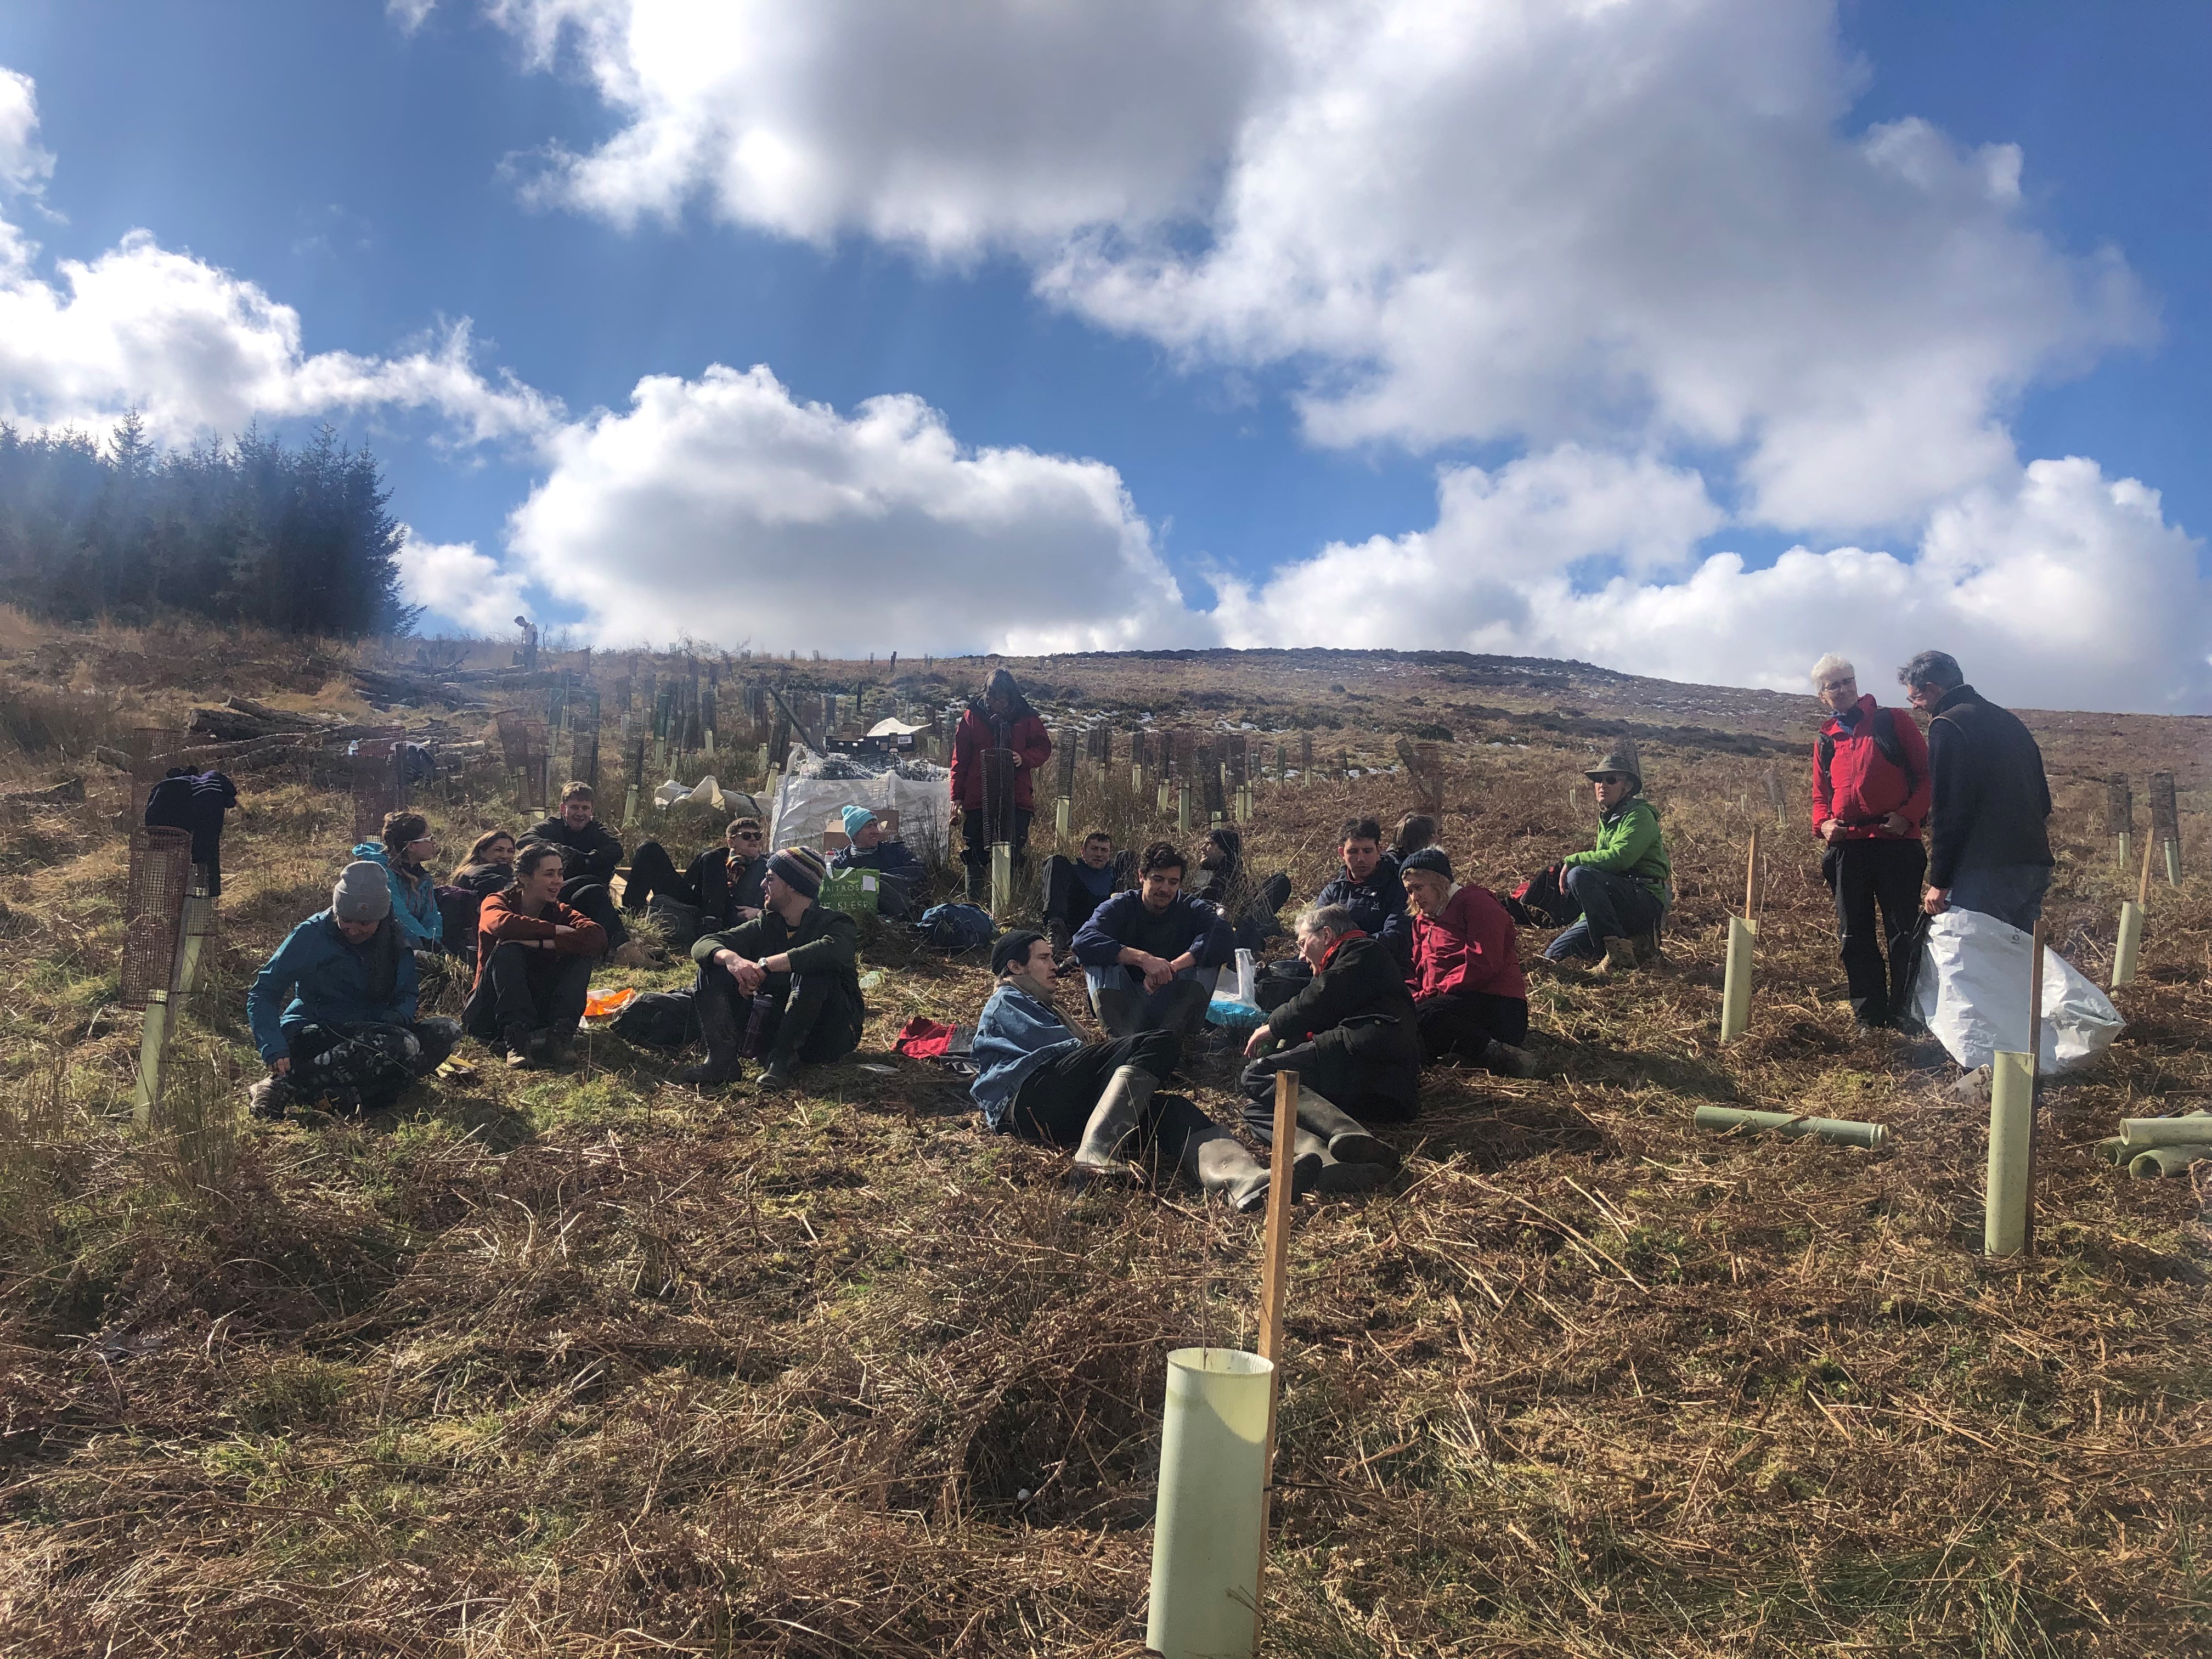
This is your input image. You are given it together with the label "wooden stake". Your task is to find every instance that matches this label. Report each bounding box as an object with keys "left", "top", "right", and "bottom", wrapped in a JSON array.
[
  {"left": 1253, "top": 1067, "right": 1299, "bottom": 1651},
  {"left": 2023, "top": 919, "right": 2046, "bottom": 1255},
  {"left": 2137, "top": 831, "right": 2158, "bottom": 909},
  {"left": 1743, "top": 824, "right": 1762, "bottom": 919}
]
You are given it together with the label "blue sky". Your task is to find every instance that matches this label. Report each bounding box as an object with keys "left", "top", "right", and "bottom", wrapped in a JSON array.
[{"left": 0, "top": 2, "right": 2204, "bottom": 710}]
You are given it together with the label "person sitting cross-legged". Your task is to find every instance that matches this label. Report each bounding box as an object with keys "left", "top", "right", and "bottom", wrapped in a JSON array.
[
  {"left": 1072, "top": 839, "right": 1234, "bottom": 1039},
  {"left": 464, "top": 843, "right": 607, "bottom": 1069},
  {"left": 246, "top": 861, "right": 462, "bottom": 1118},
  {"left": 974, "top": 931, "right": 1288, "bottom": 1212},
  {"left": 1398, "top": 848, "right": 1534, "bottom": 1075},
  {"left": 1239, "top": 904, "right": 1421, "bottom": 1192},
  {"left": 682, "top": 846, "right": 865, "bottom": 1091},
  {"left": 522, "top": 781, "right": 659, "bottom": 968},
  {"left": 830, "top": 806, "right": 928, "bottom": 920}
]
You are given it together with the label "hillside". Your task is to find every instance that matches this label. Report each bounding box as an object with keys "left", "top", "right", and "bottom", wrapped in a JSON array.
[{"left": 2, "top": 614, "right": 2209, "bottom": 1657}]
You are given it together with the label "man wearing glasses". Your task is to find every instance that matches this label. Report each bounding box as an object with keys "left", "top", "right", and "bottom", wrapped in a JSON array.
[
  {"left": 1809, "top": 654, "right": 1932, "bottom": 1031},
  {"left": 622, "top": 817, "right": 770, "bottom": 949}
]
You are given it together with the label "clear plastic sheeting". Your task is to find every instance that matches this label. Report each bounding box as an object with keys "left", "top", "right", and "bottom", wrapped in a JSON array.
[
  {"left": 770, "top": 747, "right": 953, "bottom": 861},
  {"left": 1910, "top": 907, "right": 2123, "bottom": 1074}
]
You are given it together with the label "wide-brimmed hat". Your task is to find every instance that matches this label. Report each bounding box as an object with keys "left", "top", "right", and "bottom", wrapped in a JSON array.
[{"left": 1583, "top": 741, "right": 1643, "bottom": 789}]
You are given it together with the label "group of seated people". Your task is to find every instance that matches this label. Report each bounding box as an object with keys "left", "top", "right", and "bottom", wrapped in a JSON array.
[
  {"left": 975, "top": 747, "right": 1675, "bottom": 1209},
  {"left": 247, "top": 748, "right": 1672, "bottom": 1216}
]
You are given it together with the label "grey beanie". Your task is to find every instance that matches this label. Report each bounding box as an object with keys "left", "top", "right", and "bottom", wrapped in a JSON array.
[{"left": 334, "top": 860, "right": 393, "bottom": 923}]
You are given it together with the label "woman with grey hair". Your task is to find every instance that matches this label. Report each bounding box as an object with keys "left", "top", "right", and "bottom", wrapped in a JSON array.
[{"left": 1236, "top": 902, "right": 1423, "bottom": 1192}]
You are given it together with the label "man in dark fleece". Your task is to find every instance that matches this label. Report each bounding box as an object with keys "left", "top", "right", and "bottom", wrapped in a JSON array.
[
  {"left": 622, "top": 816, "right": 769, "bottom": 946},
  {"left": 681, "top": 846, "right": 865, "bottom": 1092},
  {"left": 1898, "top": 650, "right": 2054, "bottom": 932},
  {"left": 1072, "top": 840, "right": 1234, "bottom": 1039},
  {"left": 522, "top": 781, "right": 656, "bottom": 966},
  {"left": 1316, "top": 815, "right": 1413, "bottom": 972},
  {"left": 1238, "top": 902, "right": 1422, "bottom": 1194},
  {"left": 1040, "top": 828, "right": 1130, "bottom": 958}
]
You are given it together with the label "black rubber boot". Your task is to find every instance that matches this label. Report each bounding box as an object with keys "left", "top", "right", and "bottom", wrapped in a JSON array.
[
  {"left": 1296, "top": 1085, "right": 1398, "bottom": 1170},
  {"left": 676, "top": 986, "right": 745, "bottom": 1087},
  {"left": 1072, "top": 1065, "right": 1154, "bottom": 1177}
]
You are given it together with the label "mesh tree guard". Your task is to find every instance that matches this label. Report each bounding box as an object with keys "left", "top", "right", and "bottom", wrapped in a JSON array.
[
  {"left": 495, "top": 709, "right": 531, "bottom": 770},
  {"left": 2106, "top": 774, "right": 2134, "bottom": 836},
  {"left": 1055, "top": 733, "right": 1076, "bottom": 801},
  {"left": 122, "top": 827, "right": 194, "bottom": 1008},
  {"left": 523, "top": 721, "right": 550, "bottom": 809},
  {"left": 980, "top": 747, "right": 1019, "bottom": 843},
  {"left": 572, "top": 691, "right": 601, "bottom": 791},
  {"left": 2150, "top": 772, "right": 2178, "bottom": 840},
  {"left": 1414, "top": 741, "right": 1444, "bottom": 814},
  {"left": 1300, "top": 732, "right": 1314, "bottom": 772},
  {"left": 1130, "top": 729, "right": 1150, "bottom": 771}
]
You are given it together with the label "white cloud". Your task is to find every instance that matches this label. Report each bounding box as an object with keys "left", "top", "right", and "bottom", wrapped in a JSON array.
[
  {"left": 489, "top": 0, "right": 2150, "bottom": 539},
  {"left": 394, "top": 528, "right": 529, "bottom": 635},
  {"left": 1219, "top": 448, "right": 2210, "bottom": 714},
  {"left": 0, "top": 69, "right": 54, "bottom": 199},
  {"left": 387, "top": 0, "right": 441, "bottom": 33},
  {"left": 505, "top": 363, "right": 1199, "bottom": 656}
]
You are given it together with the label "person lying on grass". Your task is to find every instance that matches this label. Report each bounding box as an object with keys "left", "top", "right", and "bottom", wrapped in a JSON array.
[
  {"left": 1504, "top": 740, "right": 1671, "bottom": 974},
  {"left": 681, "top": 847, "right": 864, "bottom": 1092},
  {"left": 623, "top": 815, "right": 770, "bottom": 948},
  {"left": 464, "top": 842, "right": 606, "bottom": 1070},
  {"left": 1398, "top": 847, "right": 1535, "bottom": 1076},
  {"left": 1239, "top": 903, "right": 1418, "bottom": 1194},
  {"left": 246, "top": 861, "right": 461, "bottom": 1119},
  {"left": 973, "top": 930, "right": 1283, "bottom": 1212}
]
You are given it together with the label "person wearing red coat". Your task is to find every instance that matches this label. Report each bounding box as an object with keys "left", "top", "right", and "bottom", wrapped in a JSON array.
[
  {"left": 464, "top": 843, "right": 607, "bottom": 1069},
  {"left": 1807, "top": 654, "right": 1932, "bottom": 1030},
  {"left": 1399, "top": 848, "right": 1534, "bottom": 1075},
  {"left": 949, "top": 667, "right": 1053, "bottom": 901}
]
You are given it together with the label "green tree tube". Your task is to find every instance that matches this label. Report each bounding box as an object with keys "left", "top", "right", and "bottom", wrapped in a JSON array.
[
  {"left": 1985, "top": 1051, "right": 2034, "bottom": 1257},
  {"left": 1719, "top": 915, "right": 1757, "bottom": 1043},
  {"left": 2129, "top": 1145, "right": 2202, "bottom": 1179},
  {"left": 1693, "top": 1105, "right": 1887, "bottom": 1148},
  {"left": 1147, "top": 1347, "right": 1273, "bottom": 1659},
  {"left": 2118, "top": 1114, "right": 2212, "bottom": 1148}
]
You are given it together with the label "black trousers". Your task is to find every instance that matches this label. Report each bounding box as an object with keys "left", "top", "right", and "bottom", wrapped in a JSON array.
[
  {"left": 1041, "top": 855, "right": 1112, "bottom": 934},
  {"left": 961, "top": 806, "right": 1032, "bottom": 871},
  {"left": 695, "top": 958, "right": 863, "bottom": 1066},
  {"left": 465, "top": 943, "right": 594, "bottom": 1039},
  {"left": 1414, "top": 992, "right": 1528, "bottom": 1063},
  {"left": 1824, "top": 837, "right": 1927, "bottom": 1025},
  {"left": 558, "top": 878, "right": 628, "bottom": 952},
  {"left": 1093, "top": 975, "right": 1212, "bottom": 1040},
  {"left": 1006, "top": 1030, "right": 1180, "bottom": 1146},
  {"left": 624, "top": 840, "right": 687, "bottom": 911},
  {"left": 1239, "top": 1038, "right": 1419, "bottom": 1140},
  {"left": 287, "top": 1018, "right": 459, "bottom": 1111}
]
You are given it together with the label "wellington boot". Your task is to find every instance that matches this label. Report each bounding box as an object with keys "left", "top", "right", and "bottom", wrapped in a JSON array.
[
  {"left": 1293, "top": 1128, "right": 1383, "bottom": 1197},
  {"left": 1047, "top": 919, "right": 1073, "bottom": 960},
  {"left": 676, "top": 989, "right": 744, "bottom": 1087},
  {"left": 1072, "top": 1065, "right": 1154, "bottom": 1176},
  {"left": 1296, "top": 1085, "right": 1397, "bottom": 1170},
  {"left": 1482, "top": 1038, "right": 1538, "bottom": 1078},
  {"left": 1155, "top": 1094, "right": 1272, "bottom": 1213},
  {"left": 1600, "top": 935, "right": 1639, "bottom": 975}
]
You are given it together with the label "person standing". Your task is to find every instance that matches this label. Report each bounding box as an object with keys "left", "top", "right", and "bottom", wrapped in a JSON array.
[
  {"left": 949, "top": 667, "right": 1052, "bottom": 902},
  {"left": 1897, "top": 651, "right": 2053, "bottom": 930},
  {"left": 1808, "top": 654, "right": 1932, "bottom": 1029}
]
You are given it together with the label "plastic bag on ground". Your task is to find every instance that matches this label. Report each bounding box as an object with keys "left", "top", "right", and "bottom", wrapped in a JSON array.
[{"left": 1910, "top": 907, "right": 2122, "bottom": 1074}]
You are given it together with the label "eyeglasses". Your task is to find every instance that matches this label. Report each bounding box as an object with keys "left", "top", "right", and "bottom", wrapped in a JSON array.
[
  {"left": 1821, "top": 676, "right": 1857, "bottom": 691},
  {"left": 731, "top": 831, "right": 763, "bottom": 842}
]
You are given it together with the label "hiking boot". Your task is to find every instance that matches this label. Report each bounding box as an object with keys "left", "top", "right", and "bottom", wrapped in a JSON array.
[
  {"left": 1633, "top": 928, "right": 1666, "bottom": 967},
  {"left": 1047, "top": 919, "right": 1073, "bottom": 960},
  {"left": 249, "top": 1074, "right": 297, "bottom": 1120},
  {"left": 1296, "top": 1085, "right": 1398, "bottom": 1171},
  {"left": 1599, "top": 936, "right": 1639, "bottom": 975},
  {"left": 503, "top": 1023, "right": 538, "bottom": 1070},
  {"left": 676, "top": 986, "right": 744, "bottom": 1087},
  {"left": 1481, "top": 1039, "right": 1538, "bottom": 1077},
  {"left": 1071, "top": 1064, "right": 1153, "bottom": 1177},
  {"left": 756, "top": 1056, "right": 798, "bottom": 1092}
]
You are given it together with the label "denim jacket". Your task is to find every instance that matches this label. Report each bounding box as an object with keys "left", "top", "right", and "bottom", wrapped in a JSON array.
[{"left": 970, "top": 984, "right": 1084, "bottom": 1130}]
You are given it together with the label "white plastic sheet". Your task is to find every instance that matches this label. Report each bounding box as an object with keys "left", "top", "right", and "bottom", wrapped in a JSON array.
[
  {"left": 1911, "top": 907, "right": 2123, "bottom": 1074},
  {"left": 770, "top": 755, "right": 955, "bottom": 862}
]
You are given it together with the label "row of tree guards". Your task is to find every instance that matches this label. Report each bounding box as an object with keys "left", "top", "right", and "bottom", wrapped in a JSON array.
[{"left": 2108, "top": 771, "right": 2186, "bottom": 887}]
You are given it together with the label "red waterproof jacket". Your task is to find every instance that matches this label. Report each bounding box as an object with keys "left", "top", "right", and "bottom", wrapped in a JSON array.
[
  {"left": 950, "top": 705, "right": 1052, "bottom": 812},
  {"left": 1407, "top": 883, "right": 1527, "bottom": 1003},
  {"left": 470, "top": 891, "right": 605, "bottom": 1002},
  {"left": 1809, "top": 695, "right": 1931, "bottom": 841}
]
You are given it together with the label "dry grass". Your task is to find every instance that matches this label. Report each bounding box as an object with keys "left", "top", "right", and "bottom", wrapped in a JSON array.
[{"left": 2, "top": 620, "right": 2210, "bottom": 1656}]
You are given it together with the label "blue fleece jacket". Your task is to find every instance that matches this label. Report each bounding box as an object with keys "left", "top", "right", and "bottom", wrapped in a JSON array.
[
  {"left": 349, "top": 841, "right": 443, "bottom": 948},
  {"left": 246, "top": 910, "right": 420, "bottom": 1062},
  {"left": 969, "top": 984, "right": 1086, "bottom": 1130},
  {"left": 1317, "top": 864, "right": 1413, "bottom": 971},
  {"left": 1070, "top": 889, "right": 1233, "bottom": 973}
]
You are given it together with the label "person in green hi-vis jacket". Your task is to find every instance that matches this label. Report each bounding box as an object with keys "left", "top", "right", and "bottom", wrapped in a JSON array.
[{"left": 1505, "top": 740, "right": 1672, "bottom": 973}]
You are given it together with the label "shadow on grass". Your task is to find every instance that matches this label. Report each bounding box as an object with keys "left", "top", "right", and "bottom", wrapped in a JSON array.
[{"left": 1409, "top": 1083, "right": 1609, "bottom": 1170}]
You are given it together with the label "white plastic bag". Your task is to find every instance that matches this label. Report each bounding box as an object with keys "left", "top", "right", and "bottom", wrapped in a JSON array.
[{"left": 1911, "top": 907, "right": 2123, "bottom": 1074}]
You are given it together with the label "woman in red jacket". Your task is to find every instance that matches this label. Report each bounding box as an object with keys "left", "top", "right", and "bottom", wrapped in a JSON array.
[
  {"left": 1401, "top": 848, "right": 1534, "bottom": 1075},
  {"left": 949, "top": 667, "right": 1053, "bottom": 902}
]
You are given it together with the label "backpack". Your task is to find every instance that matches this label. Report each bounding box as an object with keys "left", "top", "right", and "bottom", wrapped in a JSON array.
[
  {"left": 1818, "top": 707, "right": 1917, "bottom": 800},
  {"left": 916, "top": 902, "right": 997, "bottom": 951},
  {"left": 612, "top": 989, "right": 700, "bottom": 1051}
]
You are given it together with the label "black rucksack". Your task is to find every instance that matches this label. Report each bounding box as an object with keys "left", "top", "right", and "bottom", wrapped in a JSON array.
[
  {"left": 1818, "top": 707, "right": 1917, "bottom": 798},
  {"left": 612, "top": 990, "right": 701, "bottom": 1051}
]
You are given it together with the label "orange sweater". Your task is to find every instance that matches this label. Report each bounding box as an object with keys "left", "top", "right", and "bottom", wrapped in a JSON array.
[{"left": 470, "top": 891, "right": 606, "bottom": 1001}]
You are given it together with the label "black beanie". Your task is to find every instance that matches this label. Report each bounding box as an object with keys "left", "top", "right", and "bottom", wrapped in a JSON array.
[
  {"left": 1400, "top": 847, "right": 1453, "bottom": 882},
  {"left": 991, "top": 929, "right": 1047, "bottom": 977}
]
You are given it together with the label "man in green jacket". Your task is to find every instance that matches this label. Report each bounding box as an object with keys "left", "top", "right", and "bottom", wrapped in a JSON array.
[
  {"left": 680, "top": 845, "right": 865, "bottom": 1090},
  {"left": 1523, "top": 741, "right": 1672, "bottom": 972}
]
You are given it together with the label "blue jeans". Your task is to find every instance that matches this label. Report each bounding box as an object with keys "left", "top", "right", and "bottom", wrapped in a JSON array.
[
  {"left": 1543, "top": 866, "right": 1666, "bottom": 962},
  {"left": 1946, "top": 863, "right": 2052, "bottom": 933}
]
